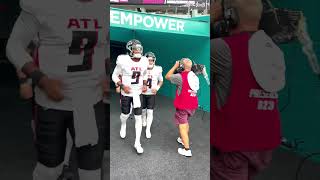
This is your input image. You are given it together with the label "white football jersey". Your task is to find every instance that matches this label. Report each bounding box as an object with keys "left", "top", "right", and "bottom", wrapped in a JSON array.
[
  {"left": 116, "top": 54, "right": 148, "bottom": 97},
  {"left": 21, "top": 0, "right": 108, "bottom": 110},
  {"left": 143, "top": 65, "right": 163, "bottom": 95}
]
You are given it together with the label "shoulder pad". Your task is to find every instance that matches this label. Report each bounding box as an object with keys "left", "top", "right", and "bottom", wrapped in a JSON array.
[
  {"left": 116, "top": 54, "right": 130, "bottom": 65},
  {"left": 155, "top": 66, "right": 163, "bottom": 72},
  {"left": 20, "top": 0, "right": 45, "bottom": 14},
  {"left": 20, "top": 0, "right": 63, "bottom": 16}
]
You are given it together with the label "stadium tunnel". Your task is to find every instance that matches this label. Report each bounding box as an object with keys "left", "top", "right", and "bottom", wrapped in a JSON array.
[{"left": 110, "top": 7, "right": 211, "bottom": 112}]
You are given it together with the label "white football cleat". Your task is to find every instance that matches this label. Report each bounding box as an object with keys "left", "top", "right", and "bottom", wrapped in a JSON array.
[
  {"left": 120, "top": 125, "right": 126, "bottom": 139},
  {"left": 178, "top": 148, "right": 192, "bottom": 157},
  {"left": 134, "top": 144, "right": 144, "bottom": 154}
]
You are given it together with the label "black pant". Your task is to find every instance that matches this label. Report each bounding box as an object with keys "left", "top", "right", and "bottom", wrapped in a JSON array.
[
  {"left": 142, "top": 94, "right": 156, "bottom": 109},
  {"left": 120, "top": 94, "right": 143, "bottom": 115},
  {"left": 104, "top": 103, "right": 110, "bottom": 150},
  {"left": 35, "top": 101, "right": 106, "bottom": 170}
]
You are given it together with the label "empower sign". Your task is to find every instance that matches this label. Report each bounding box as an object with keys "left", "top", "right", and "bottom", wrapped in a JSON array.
[{"left": 110, "top": 8, "right": 209, "bottom": 37}]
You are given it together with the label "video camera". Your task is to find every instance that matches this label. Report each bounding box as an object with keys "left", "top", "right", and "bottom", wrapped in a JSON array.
[
  {"left": 212, "top": 0, "right": 320, "bottom": 75},
  {"left": 212, "top": 0, "right": 300, "bottom": 44},
  {"left": 174, "top": 59, "right": 210, "bottom": 85}
]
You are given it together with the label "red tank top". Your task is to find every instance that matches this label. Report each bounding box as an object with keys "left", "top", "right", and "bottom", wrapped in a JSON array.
[
  {"left": 211, "top": 33, "right": 281, "bottom": 151},
  {"left": 174, "top": 71, "right": 198, "bottom": 110}
]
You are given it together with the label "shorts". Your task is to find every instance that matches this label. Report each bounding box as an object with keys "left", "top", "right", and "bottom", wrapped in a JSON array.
[
  {"left": 35, "top": 101, "right": 106, "bottom": 170},
  {"left": 142, "top": 94, "right": 156, "bottom": 109},
  {"left": 174, "top": 109, "right": 195, "bottom": 125},
  {"left": 211, "top": 147, "right": 273, "bottom": 180},
  {"left": 120, "top": 94, "right": 143, "bottom": 115}
]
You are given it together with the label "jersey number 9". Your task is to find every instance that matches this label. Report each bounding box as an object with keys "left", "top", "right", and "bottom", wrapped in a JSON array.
[
  {"left": 131, "top": 71, "right": 141, "bottom": 84},
  {"left": 67, "top": 31, "right": 97, "bottom": 72}
]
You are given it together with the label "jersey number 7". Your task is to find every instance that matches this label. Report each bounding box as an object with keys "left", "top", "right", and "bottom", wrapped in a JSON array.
[{"left": 67, "top": 31, "right": 97, "bottom": 72}]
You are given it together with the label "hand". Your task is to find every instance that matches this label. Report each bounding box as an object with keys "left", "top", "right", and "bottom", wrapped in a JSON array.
[
  {"left": 122, "top": 85, "right": 131, "bottom": 94},
  {"left": 19, "top": 83, "right": 33, "bottom": 99},
  {"left": 101, "top": 79, "right": 109, "bottom": 97},
  {"left": 142, "top": 85, "right": 147, "bottom": 92},
  {"left": 39, "top": 76, "right": 64, "bottom": 101},
  {"left": 173, "top": 61, "right": 180, "bottom": 69},
  {"left": 17, "top": 70, "right": 27, "bottom": 79},
  {"left": 115, "top": 86, "right": 121, "bottom": 93},
  {"left": 151, "top": 88, "right": 158, "bottom": 94}
]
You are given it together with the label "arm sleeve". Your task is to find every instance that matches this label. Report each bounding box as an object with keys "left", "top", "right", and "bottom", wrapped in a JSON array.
[
  {"left": 6, "top": 11, "right": 40, "bottom": 70},
  {"left": 111, "top": 56, "right": 123, "bottom": 83},
  {"left": 112, "top": 64, "right": 122, "bottom": 84},
  {"left": 170, "top": 74, "right": 182, "bottom": 86}
]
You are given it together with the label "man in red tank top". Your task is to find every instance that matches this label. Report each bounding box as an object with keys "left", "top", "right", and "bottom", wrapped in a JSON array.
[
  {"left": 211, "top": 0, "right": 285, "bottom": 179},
  {"left": 165, "top": 58, "right": 199, "bottom": 157}
]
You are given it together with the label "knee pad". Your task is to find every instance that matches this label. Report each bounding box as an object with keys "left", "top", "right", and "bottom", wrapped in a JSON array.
[
  {"left": 77, "top": 144, "right": 104, "bottom": 170},
  {"left": 133, "top": 108, "right": 142, "bottom": 115}
]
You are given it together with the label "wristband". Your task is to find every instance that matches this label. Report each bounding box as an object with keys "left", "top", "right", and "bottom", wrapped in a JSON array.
[{"left": 29, "top": 70, "right": 46, "bottom": 86}]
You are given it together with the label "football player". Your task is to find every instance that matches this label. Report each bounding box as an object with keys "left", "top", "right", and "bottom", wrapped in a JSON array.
[
  {"left": 6, "top": 0, "right": 108, "bottom": 179},
  {"left": 112, "top": 39, "right": 148, "bottom": 154},
  {"left": 141, "top": 52, "right": 163, "bottom": 139}
]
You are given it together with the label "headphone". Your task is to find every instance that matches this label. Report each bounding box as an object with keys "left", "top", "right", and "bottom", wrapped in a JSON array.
[
  {"left": 221, "top": 0, "right": 239, "bottom": 30},
  {"left": 175, "top": 59, "right": 186, "bottom": 74},
  {"left": 212, "top": 0, "right": 240, "bottom": 38}
]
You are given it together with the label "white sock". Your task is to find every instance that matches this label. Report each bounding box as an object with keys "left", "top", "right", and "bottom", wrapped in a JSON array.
[
  {"left": 63, "top": 130, "right": 73, "bottom": 166},
  {"left": 142, "top": 109, "right": 147, "bottom": 126},
  {"left": 146, "top": 109, "right": 153, "bottom": 138},
  {"left": 146, "top": 109, "right": 153, "bottom": 131},
  {"left": 134, "top": 115, "right": 143, "bottom": 146},
  {"left": 33, "top": 162, "right": 63, "bottom": 180},
  {"left": 78, "top": 168, "right": 101, "bottom": 180},
  {"left": 120, "top": 113, "right": 129, "bottom": 138},
  {"left": 120, "top": 113, "right": 129, "bottom": 126}
]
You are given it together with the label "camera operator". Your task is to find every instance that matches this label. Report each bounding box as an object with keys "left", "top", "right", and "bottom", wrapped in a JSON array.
[
  {"left": 211, "top": 0, "right": 286, "bottom": 179},
  {"left": 165, "top": 58, "right": 199, "bottom": 157}
]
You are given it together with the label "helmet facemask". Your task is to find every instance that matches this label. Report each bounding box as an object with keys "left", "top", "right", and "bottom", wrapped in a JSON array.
[
  {"left": 148, "top": 57, "right": 156, "bottom": 69},
  {"left": 128, "top": 43, "right": 143, "bottom": 59}
]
